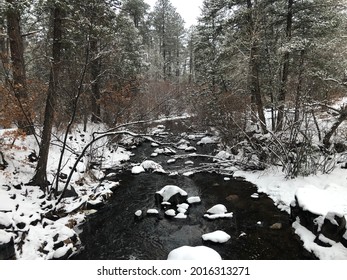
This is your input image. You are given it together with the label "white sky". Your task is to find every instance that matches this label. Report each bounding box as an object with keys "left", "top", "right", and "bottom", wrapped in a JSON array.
[{"left": 144, "top": 0, "right": 203, "bottom": 27}]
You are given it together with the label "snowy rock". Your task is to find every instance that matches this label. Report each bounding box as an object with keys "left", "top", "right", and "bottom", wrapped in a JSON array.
[
  {"left": 156, "top": 185, "right": 188, "bottom": 203},
  {"left": 204, "top": 212, "right": 233, "bottom": 220},
  {"left": 197, "top": 136, "right": 218, "bottom": 145},
  {"left": 135, "top": 210, "right": 142, "bottom": 217},
  {"left": 0, "top": 212, "right": 12, "bottom": 229},
  {"left": 224, "top": 177, "right": 231, "bottom": 181},
  {"left": 202, "top": 230, "right": 231, "bottom": 243},
  {"left": 291, "top": 194, "right": 347, "bottom": 248},
  {"left": 161, "top": 202, "right": 171, "bottom": 206},
  {"left": 131, "top": 165, "right": 145, "bottom": 174},
  {"left": 147, "top": 209, "right": 159, "bottom": 215},
  {"left": 187, "top": 196, "right": 201, "bottom": 204},
  {"left": 169, "top": 171, "right": 179, "bottom": 177},
  {"left": 167, "top": 159, "right": 176, "bottom": 164},
  {"left": 316, "top": 212, "right": 346, "bottom": 245},
  {"left": 185, "top": 146, "right": 196, "bottom": 152},
  {"left": 177, "top": 203, "right": 189, "bottom": 210},
  {"left": 0, "top": 231, "right": 15, "bottom": 260},
  {"left": 204, "top": 204, "right": 233, "bottom": 220},
  {"left": 167, "top": 246, "right": 222, "bottom": 260},
  {"left": 150, "top": 153, "right": 158, "bottom": 157},
  {"left": 151, "top": 142, "right": 160, "bottom": 147},
  {"left": 0, "top": 230, "right": 13, "bottom": 245},
  {"left": 207, "top": 204, "right": 227, "bottom": 214},
  {"left": 185, "top": 160, "right": 194, "bottom": 165},
  {"left": 183, "top": 171, "right": 194, "bottom": 177},
  {"left": 154, "top": 147, "right": 176, "bottom": 155},
  {"left": 165, "top": 209, "right": 176, "bottom": 217},
  {"left": 141, "top": 160, "right": 166, "bottom": 173},
  {"left": 177, "top": 203, "right": 189, "bottom": 214},
  {"left": 251, "top": 193, "right": 259, "bottom": 199},
  {"left": 53, "top": 244, "right": 73, "bottom": 260},
  {"left": 215, "top": 151, "right": 232, "bottom": 161},
  {"left": 174, "top": 213, "right": 187, "bottom": 219}
]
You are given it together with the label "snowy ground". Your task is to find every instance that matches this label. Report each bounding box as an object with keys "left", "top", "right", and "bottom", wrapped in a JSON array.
[{"left": 0, "top": 123, "right": 132, "bottom": 259}]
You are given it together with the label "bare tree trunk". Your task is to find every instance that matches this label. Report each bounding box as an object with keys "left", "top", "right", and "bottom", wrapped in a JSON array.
[
  {"left": 247, "top": 0, "right": 267, "bottom": 133},
  {"left": 30, "top": 5, "right": 63, "bottom": 190},
  {"left": 323, "top": 106, "right": 347, "bottom": 147},
  {"left": 90, "top": 37, "right": 101, "bottom": 123},
  {"left": 294, "top": 50, "right": 305, "bottom": 123},
  {"left": 6, "top": 0, "right": 34, "bottom": 134},
  {"left": 276, "top": 0, "right": 293, "bottom": 131},
  {"left": 0, "top": 20, "right": 10, "bottom": 85}
]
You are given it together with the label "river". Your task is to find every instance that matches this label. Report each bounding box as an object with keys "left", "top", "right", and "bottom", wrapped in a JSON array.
[{"left": 72, "top": 120, "right": 315, "bottom": 260}]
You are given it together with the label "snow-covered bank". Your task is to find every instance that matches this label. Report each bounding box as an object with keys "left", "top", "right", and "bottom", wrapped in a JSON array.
[
  {"left": 0, "top": 123, "right": 133, "bottom": 259},
  {"left": 234, "top": 167, "right": 347, "bottom": 259}
]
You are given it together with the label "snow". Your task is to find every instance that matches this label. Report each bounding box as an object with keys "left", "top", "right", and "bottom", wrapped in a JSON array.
[
  {"left": 215, "top": 150, "right": 232, "bottom": 160},
  {"left": 202, "top": 230, "right": 231, "bottom": 243},
  {"left": 0, "top": 230, "right": 13, "bottom": 244},
  {"left": 156, "top": 185, "right": 188, "bottom": 202},
  {"left": 131, "top": 165, "right": 146, "bottom": 174},
  {"left": 185, "top": 146, "right": 196, "bottom": 152},
  {"left": 295, "top": 185, "right": 347, "bottom": 216},
  {"left": 165, "top": 209, "right": 176, "bottom": 217},
  {"left": 177, "top": 203, "right": 189, "bottom": 214},
  {"left": 183, "top": 171, "right": 194, "bottom": 177},
  {"left": 135, "top": 210, "right": 142, "bottom": 217},
  {"left": 293, "top": 221, "right": 347, "bottom": 259},
  {"left": 251, "top": 193, "right": 259, "bottom": 199},
  {"left": 140, "top": 160, "right": 166, "bottom": 173},
  {"left": 146, "top": 209, "right": 159, "bottom": 214},
  {"left": 204, "top": 204, "right": 233, "bottom": 219},
  {"left": 204, "top": 212, "right": 233, "bottom": 220},
  {"left": 52, "top": 244, "right": 73, "bottom": 259},
  {"left": 174, "top": 213, "right": 187, "bottom": 219},
  {"left": 0, "top": 122, "right": 132, "bottom": 259},
  {"left": 206, "top": 204, "right": 227, "bottom": 214},
  {"left": 167, "top": 245, "right": 222, "bottom": 260},
  {"left": 167, "top": 158, "right": 176, "bottom": 164},
  {"left": 197, "top": 136, "right": 219, "bottom": 145},
  {"left": 187, "top": 196, "right": 201, "bottom": 204}
]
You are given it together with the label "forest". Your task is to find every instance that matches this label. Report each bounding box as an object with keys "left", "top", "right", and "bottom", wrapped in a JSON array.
[{"left": 1, "top": 0, "right": 347, "bottom": 260}]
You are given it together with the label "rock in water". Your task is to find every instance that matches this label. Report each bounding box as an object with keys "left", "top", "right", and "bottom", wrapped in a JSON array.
[{"left": 167, "top": 246, "right": 222, "bottom": 260}]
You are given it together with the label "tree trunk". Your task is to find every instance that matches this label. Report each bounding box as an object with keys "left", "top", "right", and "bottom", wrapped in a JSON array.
[
  {"left": 276, "top": 0, "right": 293, "bottom": 131},
  {"left": 294, "top": 50, "right": 305, "bottom": 123},
  {"left": 6, "top": 0, "right": 34, "bottom": 134},
  {"left": 30, "top": 5, "right": 63, "bottom": 190},
  {"left": 323, "top": 106, "right": 347, "bottom": 148},
  {"left": 247, "top": 0, "right": 267, "bottom": 133},
  {"left": 90, "top": 37, "right": 101, "bottom": 123}
]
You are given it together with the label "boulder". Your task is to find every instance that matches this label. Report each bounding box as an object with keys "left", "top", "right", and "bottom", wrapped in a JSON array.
[
  {"left": 290, "top": 196, "right": 320, "bottom": 234},
  {"left": 60, "top": 186, "right": 78, "bottom": 198},
  {"left": 0, "top": 236, "right": 15, "bottom": 260},
  {"left": 291, "top": 197, "right": 347, "bottom": 248},
  {"left": 319, "top": 212, "right": 346, "bottom": 243}
]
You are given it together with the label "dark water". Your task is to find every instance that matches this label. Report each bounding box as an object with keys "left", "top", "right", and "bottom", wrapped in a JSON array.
[
  {"left": 73, "top": 166, "right": 314, "bottom": 260},
  {"left": 72, "top": 121, "right": 315, "bottom": 260}
]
